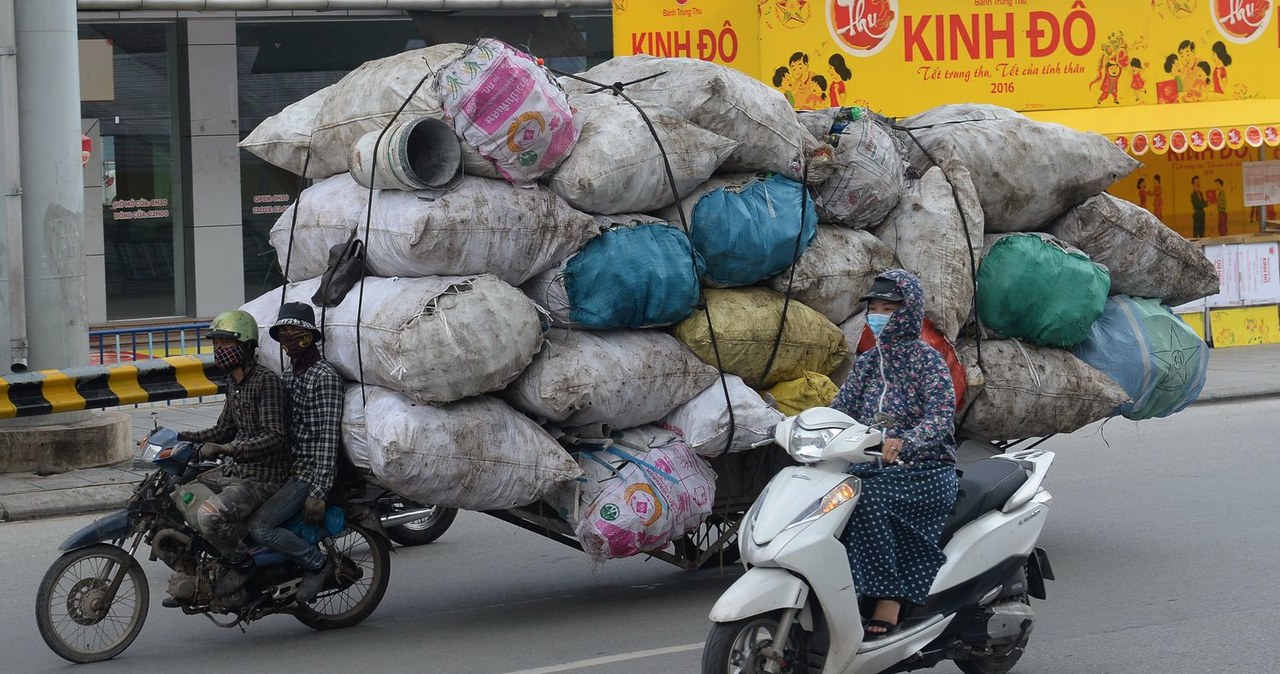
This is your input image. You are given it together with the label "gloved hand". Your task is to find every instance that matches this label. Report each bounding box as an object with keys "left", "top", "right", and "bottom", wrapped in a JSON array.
[
  {"left": 198, "top": 442, "right": 233, "bottom": 461},
  {"left": 303, "top": 496, "right": 327, "bottom": 524}
]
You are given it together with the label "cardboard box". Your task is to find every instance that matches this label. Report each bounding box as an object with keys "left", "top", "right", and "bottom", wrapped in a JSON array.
[
  {"left": 1237, "top": 242, "right": 1280, "bottom": 305},
  {"left": 1208, "top": 305, "right": 1280, "bottom": 348}
]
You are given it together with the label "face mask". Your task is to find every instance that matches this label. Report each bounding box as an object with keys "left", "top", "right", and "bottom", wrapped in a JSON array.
[
  {"left": 214, "top": 345, "right": 244, "bottom": 371},
  {"left": 277, "top": 331, "right": 315, "bottom": 359},
  {"left": 866, "top": 313, "right": 891, "bottom": 338}
]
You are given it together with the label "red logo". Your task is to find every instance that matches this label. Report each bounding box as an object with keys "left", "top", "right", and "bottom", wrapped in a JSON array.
[
  {"left": 1212, "top": 0, "right": 1273, "bottom": 44},
  {"left": 1208, "top": 128, "right": 1226, "bottom": 150},
  {"left": 1265, "top": 126, "right": 1280, "bottom": 145},
  {"left": 828, "top": 0, "right": 899, "bottom": 57},
  {"left": 1189, "top": 130, "right": 1208, "bottom": 151},
  {"left": 1170, "top": 130, "right": 1189, "bottom": 153},
  {"left": 1246, "top": 125, "right": 1263, "bottom": 146},
  {"left": 1114, "top": 136, "right": 1130, "bottom": 152},
  {"left": 1152, "top": 133, "right": 1168, "bottom": 152},
  {"left": 1132, "top": 134, "right": 1149, "bottom": 155},
  {"left": 1227, "top": 128, "right": 1244, "bottom": 147}
]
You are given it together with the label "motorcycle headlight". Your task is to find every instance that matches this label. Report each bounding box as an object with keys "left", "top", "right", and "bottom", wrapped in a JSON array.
[
  {"left": 786, "top": 478, "right": 860, "bottom": 530},
  {"left": 136, "top": 442, "right": 163, "bottom": 463},
  {"left": 789, "top": 426, "right": 841, "bottom": 463}
]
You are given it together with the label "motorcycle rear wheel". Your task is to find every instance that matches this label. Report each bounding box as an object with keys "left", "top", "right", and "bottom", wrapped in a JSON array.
[
  {"left": 36, "top": 543, "right": 150, "bottom": 664},
  {"left": 386, "top": 502, "right": 457, "bottom": 547},
  {"left": 702, "top": 610, "right": 806, "bottom": 674},
  {"left": 295, "top": 524, "right": 390, "bottom": 630}
]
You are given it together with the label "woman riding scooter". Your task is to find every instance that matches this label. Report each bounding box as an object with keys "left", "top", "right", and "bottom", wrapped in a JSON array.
[{"left": 831, "top": 269, "right": 960, "bottom": 637}]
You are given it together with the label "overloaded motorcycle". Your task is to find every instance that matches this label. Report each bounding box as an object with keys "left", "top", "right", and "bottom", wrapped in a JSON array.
[{"left": 35, "top": 426, "right": 392, "bottom": 664}]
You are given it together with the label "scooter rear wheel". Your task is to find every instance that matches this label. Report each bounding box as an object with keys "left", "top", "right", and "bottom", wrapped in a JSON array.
[
  {"left": 35, "top": 544, "right": 150, "bottom": 664},
  {"left": 956, "top": 626, "right": 1030, "bottom": 674},
  {"left": 702, "top": 610, "right": 806, "bottom": 674},
  {"left": 295, "top": 524, "right": 390, "bottom": 630}
]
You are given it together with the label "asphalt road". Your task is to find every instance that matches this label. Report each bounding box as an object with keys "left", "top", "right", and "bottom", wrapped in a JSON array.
[{"left": 2, "top": 397, "right": 1278, "bottom": 674}]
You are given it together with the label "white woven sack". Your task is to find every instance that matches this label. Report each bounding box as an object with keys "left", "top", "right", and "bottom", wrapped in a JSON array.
[
  {"left": 830, "top": 311, "right": 870, "bottom": 386},
  {"left": 658, "top": 374, "right": 783, "bottom": 458},
  {"left": 956, "top": 339, "right": 1129, "bottom": 441},
  {"left": 548, "top": 92, "right": 739, "bottom": 214},
  {"left": 505, "top": 328, "right": 720, "bottom": 429},
  {"left": 241, "top": 274, "right": 544, "bottom": 404},
  {"left": 900, "top": 103, "right": 1139, "bottom": 232},
  {"left": 1047, "top": 193, "right": 1219, "bottom": 307},
  {"left": 343, "top": 385, "right": 581, "bottom": 510},
  {"left": 815, "top": 115, "right": 909, "bottom": 229},
  {"left": 561, "top": 55, "right": 831, "bottom": 183},
  {"left": 767, "top": 225, "right": 897, "bottom": 325},
  {"left": 270, "top": 173, "right": 600, "bottom": 286},
  {"left": 238, "top": 87, "right": 330, "bottom": 177},
  {"left": 873, "top": 163, "right": 984, "bottom": 341}
]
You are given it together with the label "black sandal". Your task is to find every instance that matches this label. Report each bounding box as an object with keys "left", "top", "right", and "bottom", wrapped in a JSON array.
[{"left": 864, "top": 619, "right": 898, "bottom": 638}]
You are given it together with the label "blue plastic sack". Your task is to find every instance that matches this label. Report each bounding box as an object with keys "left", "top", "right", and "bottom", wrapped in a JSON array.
[
  {"left": 563, "top": 223, "right": 705, "bottom": 329},
  {"left": 1071, "top": 295, "right": 1208, "bottom": 420},
  {"left": 285, "top": 506, "right": 347, "bottom": 545},
  {"left": 689, "top": 174, "right": 818, "bottom": 287}
]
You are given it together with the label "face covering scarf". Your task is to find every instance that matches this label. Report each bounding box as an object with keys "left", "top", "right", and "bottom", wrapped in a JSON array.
[
  {"left": 277, "top": 331, "right": 315, "bottom": 359},
  {"left": 214, "top": 345, "right": 244, "bottom": 370}
]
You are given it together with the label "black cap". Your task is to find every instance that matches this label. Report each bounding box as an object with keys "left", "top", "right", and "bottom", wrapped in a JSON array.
[
  {"left": 269, "top": 302, "right": 322, "bottom": 341},
  {"left": 859, "top": 275, "right": 904, "bottom": 303}
]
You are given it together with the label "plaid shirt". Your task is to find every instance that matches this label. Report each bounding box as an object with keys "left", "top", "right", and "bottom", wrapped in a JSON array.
[
  {"left": 284, "top": 359, "right": 344, "bottom": 499},
  {"left": 182, "top": 360, "right": 291, "bottom": 486}
]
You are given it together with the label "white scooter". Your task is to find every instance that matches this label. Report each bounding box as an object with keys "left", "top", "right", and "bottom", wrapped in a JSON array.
[{"left": 702, "top": 408, "right": 1055, "bottom": 674}]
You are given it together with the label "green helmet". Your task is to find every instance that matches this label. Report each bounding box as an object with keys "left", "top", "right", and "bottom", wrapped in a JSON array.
[{"left": 206, "top": 310, "right": 259, "bottom": 344}]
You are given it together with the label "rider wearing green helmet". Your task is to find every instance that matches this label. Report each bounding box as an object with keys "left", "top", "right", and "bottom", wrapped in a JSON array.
[{"left": 175, "top": 308, "right": 291, "bottom": 603}]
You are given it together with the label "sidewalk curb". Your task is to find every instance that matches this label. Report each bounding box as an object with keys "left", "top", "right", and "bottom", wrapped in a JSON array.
[{"left": 0, "top": 483, "right": 136, "bottom": 523}]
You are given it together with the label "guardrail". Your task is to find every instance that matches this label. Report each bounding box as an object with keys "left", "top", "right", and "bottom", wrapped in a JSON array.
[
  {"left": 0, "top": 356, "right": 227, "bottom": 419},
  {"left": 90, "top": 322, "right": 209, "bottom": 365}
]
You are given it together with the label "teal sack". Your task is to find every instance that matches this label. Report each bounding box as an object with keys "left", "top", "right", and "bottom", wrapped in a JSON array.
[
  {"left": 978, "top": 234, "right": 1110, "bottom": 348},
  {"left": 563, "top": 223, "right": 704, "bottom": 329},
  {"left": 690, "top": 174, "right": 818, "bottom": 287}
]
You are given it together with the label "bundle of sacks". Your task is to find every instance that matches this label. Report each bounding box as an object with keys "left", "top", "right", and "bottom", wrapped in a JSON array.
[{"left": 240, "top": 46, "right": 1216, "bottom": 561}]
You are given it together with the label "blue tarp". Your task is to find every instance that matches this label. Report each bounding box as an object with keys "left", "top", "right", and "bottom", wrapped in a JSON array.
[{"left": 1071, "top": 295, "right": 1208, "bottom": 420}]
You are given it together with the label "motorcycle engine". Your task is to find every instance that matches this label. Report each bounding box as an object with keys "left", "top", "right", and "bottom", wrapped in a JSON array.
[{"left": 167, "top": 572, "right": 199, "bottom": 601}]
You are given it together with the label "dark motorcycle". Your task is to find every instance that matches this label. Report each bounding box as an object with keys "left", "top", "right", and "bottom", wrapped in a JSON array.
[
  {"left": 371, "top": 491, "right": 457, "bottom": 547},
  {"left": 34, "top": 427, "right": 392, "bottom": 663}
]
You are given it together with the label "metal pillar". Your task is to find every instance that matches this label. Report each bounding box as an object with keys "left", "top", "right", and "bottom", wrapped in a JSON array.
[{"left": 0, "top": 0, "right": 28, "bottom": 374}]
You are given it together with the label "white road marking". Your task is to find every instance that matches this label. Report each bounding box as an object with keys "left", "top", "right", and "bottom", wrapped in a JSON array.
[{"left": 499, "top": 643, "right": 705, "bottom": 674}]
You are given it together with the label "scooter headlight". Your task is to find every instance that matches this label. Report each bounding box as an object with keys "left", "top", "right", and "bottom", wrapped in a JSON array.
[
  {"left": 789, "top": 426, "right": 841, "bottom": 463},
  {"left": 786, "top": 478, "right": 860, "bottom": 529}
]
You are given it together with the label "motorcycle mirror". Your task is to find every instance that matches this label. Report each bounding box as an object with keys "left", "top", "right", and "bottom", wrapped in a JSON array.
[{"left": 873, "top": 412, "right": 896, "bottom": 428}]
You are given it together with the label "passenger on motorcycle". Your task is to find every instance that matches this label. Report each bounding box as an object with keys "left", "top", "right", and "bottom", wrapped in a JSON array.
[
  {"left": 830, "top": 270, "right": 960, "bottom": 638},
  {"left": 248, "top": 302, "right": 345, "bottom": 602},
  {"left": 177, "top": 309, "right": 291, "bottom": 597}
]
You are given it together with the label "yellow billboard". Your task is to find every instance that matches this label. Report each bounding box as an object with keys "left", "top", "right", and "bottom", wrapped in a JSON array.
[{"left": 614, "top": 0, "right": 1279, "bottom": 118}]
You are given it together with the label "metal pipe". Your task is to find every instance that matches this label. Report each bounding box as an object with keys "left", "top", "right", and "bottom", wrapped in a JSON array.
[
  {"left": 15, "top": 0, "right": 89, "bottom": 380},
  {"left": 0, "top": 0, "right": 28, "bottom": 373},
  {"left": 77, "top": 0, "right": 609, "bottom": 10}
]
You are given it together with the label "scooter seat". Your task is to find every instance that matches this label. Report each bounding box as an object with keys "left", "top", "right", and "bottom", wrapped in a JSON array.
[{"left": 938, "top": 458, "right": 1028, "bottom": 547}]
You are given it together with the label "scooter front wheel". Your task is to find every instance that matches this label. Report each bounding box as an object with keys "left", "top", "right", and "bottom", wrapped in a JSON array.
[
  {"left": 35, "top": 543, "right": 150, "bottom": 664},
  {"left": 702, "top": 610, "right": 807, "bottom": 674}
]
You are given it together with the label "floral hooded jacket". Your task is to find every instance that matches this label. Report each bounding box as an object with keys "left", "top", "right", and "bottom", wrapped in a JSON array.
[{"left": 830, "top": 269, "right": 957, "bottom": 464}]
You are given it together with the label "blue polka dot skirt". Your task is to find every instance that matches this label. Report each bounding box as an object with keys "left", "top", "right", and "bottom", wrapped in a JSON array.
[{"left": 840, "top": 461, "right": 959, "bottom": 606}]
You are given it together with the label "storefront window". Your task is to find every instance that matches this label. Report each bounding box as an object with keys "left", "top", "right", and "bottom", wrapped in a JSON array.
[{"left": 80, "top": 23, "right": 183, "bottom": 320}]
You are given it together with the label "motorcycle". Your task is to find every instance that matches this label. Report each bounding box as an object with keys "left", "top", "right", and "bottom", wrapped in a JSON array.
[
  {"left": 35, "top": 426, "right": 393, "bottom": 664},
  {"left": 702, "top": 408, "right": 1055, "bottom": 674},
  {"left": 368, "top": 490, "right": 457, "bottom": 547}
]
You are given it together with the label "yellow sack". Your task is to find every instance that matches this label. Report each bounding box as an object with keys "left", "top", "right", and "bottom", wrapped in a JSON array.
[
  {"left": 672, "top": 287, "right": 847, "bottom": 389},
  {"left": 765, "top": 372, "right": 839, "bottom": 416}
]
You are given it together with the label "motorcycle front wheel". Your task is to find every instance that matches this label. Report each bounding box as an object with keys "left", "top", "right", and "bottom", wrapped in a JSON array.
[
  {"left": 702, "top": 610, "right": 807, "bottom": 674},
  {"left": 36, "top": 543, "right": 150, "bottom": 664},
  {"left": 386, "top": 502, "right": 457, "bottom": 547},
  {"left": 295, "top": 523, "right": 390, "bottom": 630}
]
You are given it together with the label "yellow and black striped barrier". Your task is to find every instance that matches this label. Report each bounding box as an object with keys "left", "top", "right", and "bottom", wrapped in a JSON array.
[{"left": 0, "top": 356, "right": 227, "bottom": 419}]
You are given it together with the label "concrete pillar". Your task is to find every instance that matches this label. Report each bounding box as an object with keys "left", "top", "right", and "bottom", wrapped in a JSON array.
[
  {"left": 15, "top": 0, "right": 88, "bottom": 372},
  {"left": 183, "top": 18, "right": 245, "bottom": 317},
  {"left": 0, "top": 0, "right": 27, "bottom": 373}
]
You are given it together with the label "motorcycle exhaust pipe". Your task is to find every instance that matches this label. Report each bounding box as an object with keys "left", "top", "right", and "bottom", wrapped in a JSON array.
[{"left": 380, "top": 508, "right": 436, "bottom": 528}]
